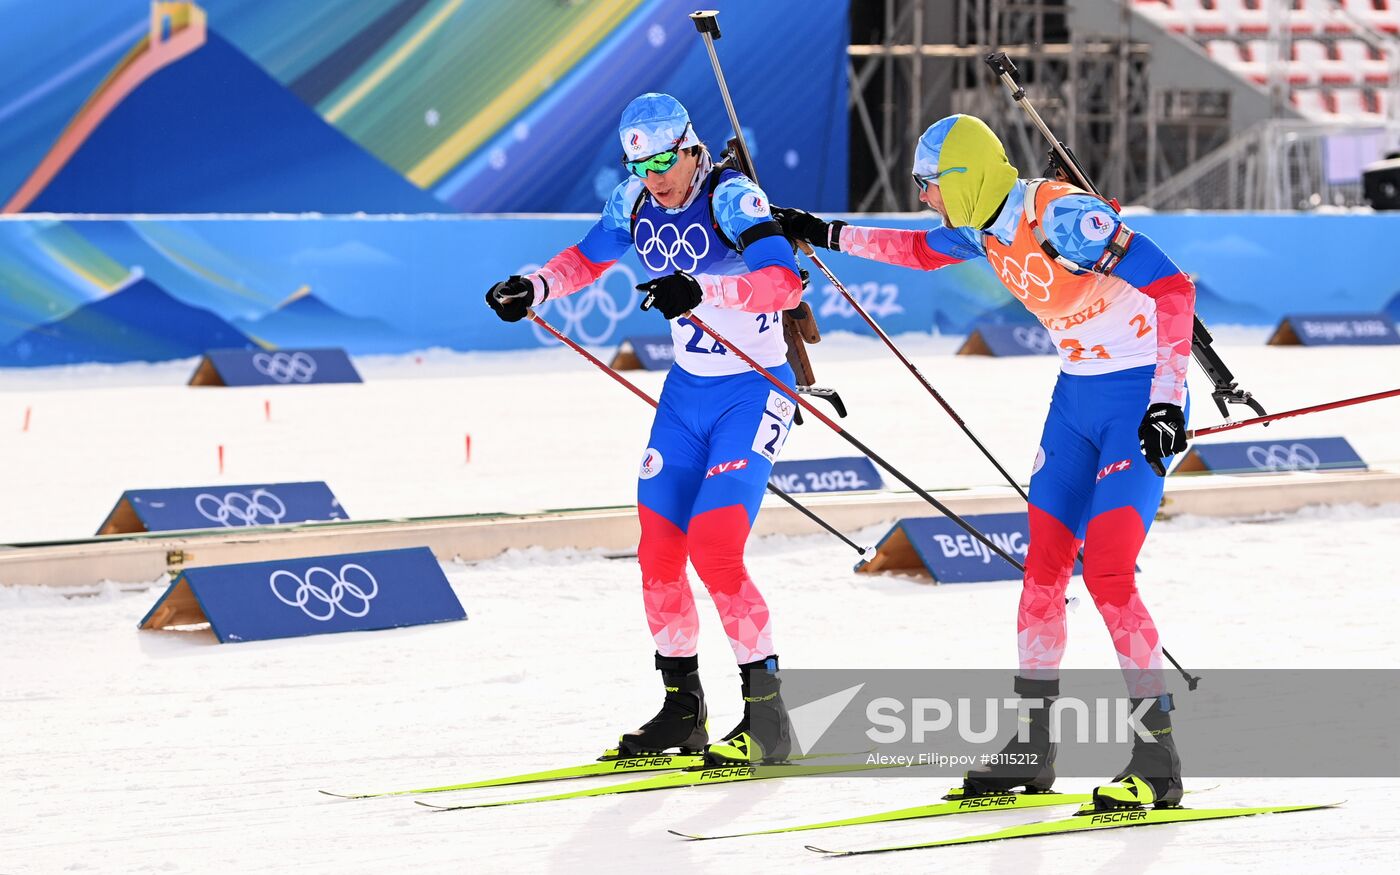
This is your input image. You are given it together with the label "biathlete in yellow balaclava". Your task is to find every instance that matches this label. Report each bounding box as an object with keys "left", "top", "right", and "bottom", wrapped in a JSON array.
[
  {"left": 772, "top": 111, "right": 1200, "bottom": 813},
  {"left": 911, "top": 113, "right": 1019, "bottom": 228}
]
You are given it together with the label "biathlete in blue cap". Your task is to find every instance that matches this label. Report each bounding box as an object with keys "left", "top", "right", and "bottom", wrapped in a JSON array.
[{"left": 485, "top": 93, "right": 805, "bottom": 764}]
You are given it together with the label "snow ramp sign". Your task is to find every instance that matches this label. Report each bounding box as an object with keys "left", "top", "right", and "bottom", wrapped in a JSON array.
[{"left": 139, "top": 547, "right": 466, "bottom": 644}]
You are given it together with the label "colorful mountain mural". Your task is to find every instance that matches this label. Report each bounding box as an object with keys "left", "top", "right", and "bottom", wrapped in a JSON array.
[
  {"left": 0, "top": 1, "right": 850, "bottom": 214},
  {"left": 20, "top": 26, "right": 443, "bottom": 214},
  {"left": 232, "top": 287, "right": 422, "bottom": 354},
  {"left": 0, "top": 275, "right": 256, "bottom": 366}
]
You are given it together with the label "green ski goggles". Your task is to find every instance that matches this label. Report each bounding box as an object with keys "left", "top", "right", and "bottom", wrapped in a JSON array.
[{"left": 624, "top": 148, "right": 682, "bottom": 179}]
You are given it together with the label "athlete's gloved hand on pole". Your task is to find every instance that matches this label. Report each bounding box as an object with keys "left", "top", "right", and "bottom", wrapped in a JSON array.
[
  {"left": 637, "top": 270, "right": 703, "bottom": 320},
  {"left": 1138, "top": 403, "right": 1188, "bottom": 476},
  {"left": 485, "top": 275, "right": 535, "bottom": 323},
  {"left": 772, "top": 206, "right": 846, "bottom": 251}
]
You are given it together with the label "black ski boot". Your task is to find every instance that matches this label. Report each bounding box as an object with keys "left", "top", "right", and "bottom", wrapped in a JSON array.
[
  {"left": 1093, "top": 693, "right": 1183, "bottom": 809},
  {"left": 613, "top": 653, "right": 708, "bottom": 757},
  {"left": 958, "top": 676, "right": 1059, "bottom": 797},
  {"left": 706, "top": 655, "right": 792, "bottom": 765}
]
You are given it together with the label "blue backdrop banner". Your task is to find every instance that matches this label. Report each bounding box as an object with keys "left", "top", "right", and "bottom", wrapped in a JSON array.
[{"left": 1, "top": 214, "right": 1398, "bottom": 366}]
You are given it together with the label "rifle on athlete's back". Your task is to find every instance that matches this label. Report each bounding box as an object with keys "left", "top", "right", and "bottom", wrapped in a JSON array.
[
  {"left": 986, "top": 51, "right": 1266, "bottom": 421},
  {"left": 691, "top": 10, "right": 847, "bottom": 421}
]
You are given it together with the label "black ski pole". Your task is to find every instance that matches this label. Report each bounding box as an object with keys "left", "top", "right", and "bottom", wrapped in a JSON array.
[
  {"left": 527, "top": 309, "right": 875, "bottom": 560},
  {"left": 666, "top": 307, "right": 1027, "bottom": 573}
]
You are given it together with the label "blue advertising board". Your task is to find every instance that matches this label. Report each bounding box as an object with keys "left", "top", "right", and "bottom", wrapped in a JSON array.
[
  {"left": 1176, "top": 436, "right": 1366, "bottom": 475},
  {"left": 858, "top": 512, "right": 1080, "bottom": 583},
  {"left": 769, "top": 457, "right": 884, "bottom": 494},
  {"left": 610, "top": 335, "right": 675, "bottom": 371},
  {"left": 138, "top": 547, "right": 467, "bottom": 644},
  {"left": 1268, "top": 313, "right": 1400, "bottom": 346},
  {"left": 957, "top": 323, "right": 1057, "bottom": 357},
  {"left": 98, "top": 481, "right": 346, "bottom": 535},
  {"left": 190, "top": 348, "right": 362, "bottom": 386}
]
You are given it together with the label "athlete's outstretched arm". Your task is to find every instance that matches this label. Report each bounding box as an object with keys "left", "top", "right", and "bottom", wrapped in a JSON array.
[
  {"left": 772, "top": 206, "right": 983, "bottom": 271},
  {"left": 692, "top": 176, "right": 804, "bottom": 313}
]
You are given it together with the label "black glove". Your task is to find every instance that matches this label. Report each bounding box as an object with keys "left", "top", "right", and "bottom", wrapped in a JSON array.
[
  {"left": 485, "top": 275, "right": 536, "bottom": 323},
  {"left": 772, "top": 206, "right": 846, "bottom": 251},
  {"left": 636, "top": 270, "right": 703, "bottom": 320},
  {"left": 1138, "top": 403, "right": 1188, "bottom": 476}
]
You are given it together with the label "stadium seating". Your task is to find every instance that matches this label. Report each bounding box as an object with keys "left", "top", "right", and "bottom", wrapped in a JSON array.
[
  {"left": 1219, "top": 0, "right": 1272, "bottom": 35},
  {"left": 1230, "top": 38, "right": 1270, "bottom": 81},
  {"left": 1332, "top": 86, "right": 1382, "bottom": 116},
  {"left": 1291, "top": 38, "right": 1330, "bottom": 84},
  {"left": 1337, "top": 38, "right": 1393, "bottom": 83},
  {"left": 1131, "top": 0, "right": 1398, "bottom": 121},
  {"left": 1347, "top": 0, "right": 1399, "bottom": 35}
]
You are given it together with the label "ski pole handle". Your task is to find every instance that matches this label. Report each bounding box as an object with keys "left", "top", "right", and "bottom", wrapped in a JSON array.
[{"left": 689, "top": 9, "right": 721, "bottom": 38}]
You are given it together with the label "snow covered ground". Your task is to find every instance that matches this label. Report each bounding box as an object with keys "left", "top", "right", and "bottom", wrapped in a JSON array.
[
  {"left": 2, "top": 334, "right": 1399, "bottom": 872},
  {"left": 1, "top": 329, "right": 1397, "bottom": 544}
]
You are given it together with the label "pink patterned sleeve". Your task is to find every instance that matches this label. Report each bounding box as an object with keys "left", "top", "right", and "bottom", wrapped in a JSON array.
[
  {"left": 697, "top": 265, "right": 804, "bottom": 313},
  {"left": 525, "top": 245, "right": 615, "bottom": 300},
  {"left": 838, "top": 226, "right": 967, "bottom": 271},
  {"left": 1139, "top": 274, "right": 1195, "bottom": 406}
]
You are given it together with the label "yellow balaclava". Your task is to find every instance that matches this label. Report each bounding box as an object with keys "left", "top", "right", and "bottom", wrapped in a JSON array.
[{"left": 911, "top": 114, "right": 1019, "bottom": 228}]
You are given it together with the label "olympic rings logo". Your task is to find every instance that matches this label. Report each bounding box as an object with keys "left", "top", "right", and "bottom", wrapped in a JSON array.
[
  {"left": 988, "top": 251, "right": 1054, "bottom": 303},
  {"left": 1012, "top": 326, "right": 1055, "bottom": 354},
  {"left": 526, "top": 262, "right": 642, "bottom": 346},
  {"left": 269, "top": 563, "right": 379, "bottom": 622},
  {"left": 633, "top": 219, "right": 711, "bottom": 273},
  {"left": 253, "top": 351, "right": 318, "bottom": 383},
  {"left": 1245, "top": 443, "right": 1321, "bottom": 472},
  {"left": 195, "top": 489, "right": 287, "bottom": 527}
]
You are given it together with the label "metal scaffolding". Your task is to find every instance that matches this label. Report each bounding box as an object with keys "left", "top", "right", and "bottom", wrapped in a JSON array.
[{"left": 848, "top": 0, "right": 1229, "bottom": 209}]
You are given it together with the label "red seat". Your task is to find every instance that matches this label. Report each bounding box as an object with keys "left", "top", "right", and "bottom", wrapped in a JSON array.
[
  {"left": 1218, "top": 0, "right": 1271, "bottom": 34},
  {"left": 1345, "top": 0, "right": 1400, "bottom": 35},
  {"left": 1331, "top": 86, "right": 1377, "bottom": 118},
  {"left": 1291, "top": 88, "right": 1336, "bottom": 117},
  {"left": 1190, "top": 0, "right": 1231, "bottom": 35},
  {"left": 1336, "top": 38, "right": 1393, "bottom": 85}
]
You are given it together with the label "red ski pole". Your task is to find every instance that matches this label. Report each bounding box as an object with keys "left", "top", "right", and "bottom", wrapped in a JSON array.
[{"left": 1188, "top": 387, "right": 1400, "bottom": 440}]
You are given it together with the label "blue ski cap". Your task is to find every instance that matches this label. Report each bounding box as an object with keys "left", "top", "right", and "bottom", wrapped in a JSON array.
[
  {"left": 618, "top": 93, "right": 700, "bottom": 160},
  {"left": 911, "top": 115, "right": 961, "bottom": 181}
]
